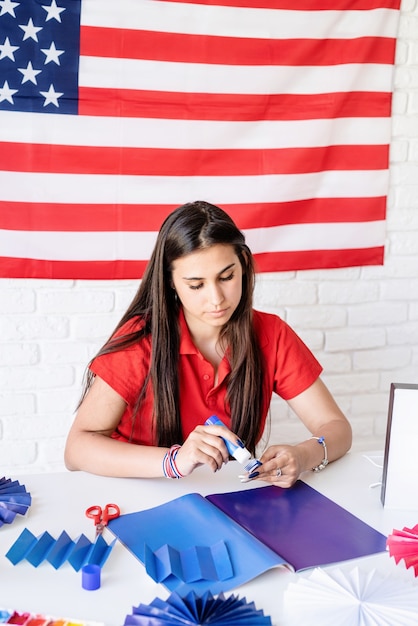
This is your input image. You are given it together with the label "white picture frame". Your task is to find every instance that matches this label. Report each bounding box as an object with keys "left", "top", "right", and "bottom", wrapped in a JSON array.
[{"left": 381, "top": 382, "right": 418, "bottom": 509}]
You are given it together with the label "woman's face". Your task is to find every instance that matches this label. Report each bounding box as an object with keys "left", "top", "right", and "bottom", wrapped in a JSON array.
[{"left": 171, "top": 244, "right": 243, "bottom": 334}]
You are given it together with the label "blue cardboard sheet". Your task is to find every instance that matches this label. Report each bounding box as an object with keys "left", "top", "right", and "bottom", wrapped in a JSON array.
[
  {"left": 108, "top": 482, "right": 388, "bottom": 595},
  {"left": 207, "top": 482, "right": 388, "bottom": 572},
  {"left": 109, "top": 492, "right": 285, "bottom": 595}
]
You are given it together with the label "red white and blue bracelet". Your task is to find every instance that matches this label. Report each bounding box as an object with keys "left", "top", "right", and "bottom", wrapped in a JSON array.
[{"left": 162, "top": 444, "right": 184, "bottom": 479}]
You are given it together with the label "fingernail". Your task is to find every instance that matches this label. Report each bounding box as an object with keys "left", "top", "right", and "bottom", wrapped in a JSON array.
[{"left": 248, "top": 471, "right": 259, "bottom": 479}]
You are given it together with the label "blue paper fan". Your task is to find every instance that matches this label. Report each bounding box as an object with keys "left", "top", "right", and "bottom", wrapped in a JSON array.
[
  {"left": 0, "top": 477, "right": 32, "bottom": 528},
  {"left": 124, "top": 591, "right": 272, "bottom": 625}
]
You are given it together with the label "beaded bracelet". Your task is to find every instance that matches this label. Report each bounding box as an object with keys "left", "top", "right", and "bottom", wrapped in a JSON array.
[
  {"left": 311, "top": 436, "right": 329, "bottom": 472},
  {"left": 162, "top": 444, "right": 184, "bottom": 479}
]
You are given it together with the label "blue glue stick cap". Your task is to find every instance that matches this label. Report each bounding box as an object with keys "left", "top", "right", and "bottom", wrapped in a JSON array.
[{"left": 82, "top": 563, "right": 101, "bottom": 590}]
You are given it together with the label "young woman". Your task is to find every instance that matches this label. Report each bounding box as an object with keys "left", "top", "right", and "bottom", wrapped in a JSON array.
[{"left": 64, "top": 201, "right": 352, "bottom": 486}]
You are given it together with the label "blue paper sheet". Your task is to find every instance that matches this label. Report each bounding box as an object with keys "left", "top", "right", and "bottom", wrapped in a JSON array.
[
  {"left": 108, "top": 482, "right": 388, "bottom": 595},
  {"left": 207, "top": 482, "right": 388, "bottom": 572},
  {"left": 109, "top": 492, "right": 285, "bottom": 595}
]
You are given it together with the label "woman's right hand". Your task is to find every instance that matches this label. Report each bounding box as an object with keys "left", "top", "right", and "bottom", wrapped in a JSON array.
[
  {"left": 174, "top": 423, "right": 237, "bottom": 476},
  {"left": 65, "top": 374, "right": 239, "bottom": 478}
]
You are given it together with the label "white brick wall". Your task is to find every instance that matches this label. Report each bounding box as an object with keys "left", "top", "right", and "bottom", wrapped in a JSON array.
[{"left": 1, "top": 2, "right": 417, "bottom": 475}]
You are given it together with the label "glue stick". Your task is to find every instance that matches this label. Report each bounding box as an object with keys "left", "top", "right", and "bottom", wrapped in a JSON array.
[{"left": 205, "top": 415, "right": 262, "bottom": 474}]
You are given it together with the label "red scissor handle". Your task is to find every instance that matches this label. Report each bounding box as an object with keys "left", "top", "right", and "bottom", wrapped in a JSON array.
[
  {"left": 86, "top": 503, "right": 120, "bottom": 526},
  {"left": 101, "top": 503, "right": 120, "bottom": 525}
]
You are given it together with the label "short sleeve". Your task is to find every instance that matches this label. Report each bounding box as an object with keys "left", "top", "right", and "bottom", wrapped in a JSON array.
[
  {"left": 254, "top": 310, "right": 323, "bottom": 401},
  {"left": 89, "top": 317, "right": 151, "bottom": 407}
]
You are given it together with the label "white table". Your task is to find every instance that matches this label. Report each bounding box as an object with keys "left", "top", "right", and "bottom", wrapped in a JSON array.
[{"left": 0, "top": 452, "right": 417, "bottom": 625}]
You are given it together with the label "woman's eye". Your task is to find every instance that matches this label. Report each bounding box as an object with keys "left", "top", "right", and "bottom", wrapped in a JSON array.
[{"left": 188, "top": 273, "right": 233, "bottom": 289}]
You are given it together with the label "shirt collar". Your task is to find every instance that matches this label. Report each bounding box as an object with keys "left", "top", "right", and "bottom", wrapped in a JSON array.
[{"left": 179, "top": 308, "right": 269, "bottom": 354}]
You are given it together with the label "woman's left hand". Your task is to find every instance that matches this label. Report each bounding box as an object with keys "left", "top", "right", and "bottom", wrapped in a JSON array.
[
  {"left": 247, "top": 378, "right": 352, "bottom": 488},
  {"left": 248, "top": 445, "right": 304, "bottom": 488}
]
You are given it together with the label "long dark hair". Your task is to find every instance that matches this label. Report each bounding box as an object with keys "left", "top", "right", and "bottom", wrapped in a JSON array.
[{"left": 82, "top": 201, "right": 265, "bottom": 452}]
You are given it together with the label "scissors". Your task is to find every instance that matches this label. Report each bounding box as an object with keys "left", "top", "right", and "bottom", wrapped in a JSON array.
[{"left": 85, "top": 503, "right": 120, "bottom": 536}]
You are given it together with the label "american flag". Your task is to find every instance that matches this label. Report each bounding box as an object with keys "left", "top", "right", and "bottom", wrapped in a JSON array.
[{"left": 0, "top": 0, "right": 401, "bottom": 279}]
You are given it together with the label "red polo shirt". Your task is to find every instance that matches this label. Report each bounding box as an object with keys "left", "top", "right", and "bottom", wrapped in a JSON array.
[{"left": 89, "top": 309, "right": 322, "bottom": 445}]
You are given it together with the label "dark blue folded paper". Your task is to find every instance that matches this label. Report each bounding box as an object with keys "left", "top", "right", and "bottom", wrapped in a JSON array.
[{"left": 108, "top": 482, "right": 388, "bottom": 595}]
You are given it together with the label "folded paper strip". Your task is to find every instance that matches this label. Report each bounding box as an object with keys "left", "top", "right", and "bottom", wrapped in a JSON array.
[
  {"left": 6, "top": 528, "right": 115, "bottom": 571},
  {"left": 145, "top": 540, "right": 233, "bottom": 584}
]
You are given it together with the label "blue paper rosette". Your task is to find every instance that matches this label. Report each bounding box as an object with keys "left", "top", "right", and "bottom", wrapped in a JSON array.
[
  {"left": 0, "top": 477, "right": 32, "bottom": 528},
  {"left": 124, "top": 591, "right": 272, "bottom": 625}
]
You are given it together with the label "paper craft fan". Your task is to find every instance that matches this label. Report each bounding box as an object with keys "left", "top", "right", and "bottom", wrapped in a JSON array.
[
  {"left": 124, "top": 591, "right": 272, "bottom": 625},
  {"left": 0, "top": 477, "right": 32, "bottom": 528},
  {"left": 283, "top": 566, "right": 418, "bottom": 626},
  {"left": 387, "top": 524, "right": 418, "bottom": 576}
]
